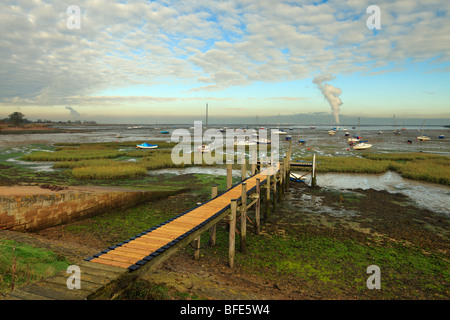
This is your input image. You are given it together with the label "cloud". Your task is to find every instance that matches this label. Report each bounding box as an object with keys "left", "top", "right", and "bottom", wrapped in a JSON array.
[{"left": 0, "top": 0, "right": 449, "bottom": 110}]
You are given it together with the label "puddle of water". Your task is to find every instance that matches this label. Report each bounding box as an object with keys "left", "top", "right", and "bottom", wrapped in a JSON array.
[
  {"left": 6, "top": 157, "right": 57, "bottom": 172},
  {"left": 147, "top": 167, "right": 242, "bottom": 177}
]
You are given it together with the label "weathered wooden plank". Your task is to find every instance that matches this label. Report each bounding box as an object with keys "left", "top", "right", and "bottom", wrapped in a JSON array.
[
  {"left": 90, "top": 257, "right": 130, "bottom": 269},
  {"left": 78, "top": 260, "right": 125, "bottom": 275},
  {"left": 98, "top": 253, "right": 138, "bottom": 264},
  {"left": 44, "top": 274, "right": 103, "bottom": 293},
  {"left": 19, "top": 282, "right": 86, "bottom": 300},
  {"left": 9, "top": 289, "right": 55, "bottom": 300}
]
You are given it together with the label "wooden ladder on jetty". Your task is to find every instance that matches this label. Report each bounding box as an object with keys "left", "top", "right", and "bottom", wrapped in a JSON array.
[{"left": 6, "top": 151, "right": 294, "bottom": 300}]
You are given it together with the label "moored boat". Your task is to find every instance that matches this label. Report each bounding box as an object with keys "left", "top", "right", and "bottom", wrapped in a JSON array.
[
  {"left": 417, "top": 135, "right": 430, "bottom": 141},
  {"left": 196, "top": 144, "right": 210, "bottom": 153},
  {"left": 255, "top": 138, "right": 271, "bottom": 144},
  {"left": 136, "top": 142, "right": 158, "bottom": 149},
  {"left": 353, "top": 142, "right": 372, "bottom": 150}
]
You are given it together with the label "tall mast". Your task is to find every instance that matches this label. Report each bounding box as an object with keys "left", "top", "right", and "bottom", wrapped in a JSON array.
[{"left": 206, "top": 103, "right": 208, "bottom": 130}]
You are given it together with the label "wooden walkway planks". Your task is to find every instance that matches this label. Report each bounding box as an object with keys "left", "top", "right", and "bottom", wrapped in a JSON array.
[
  {"left": 5, "top": 162, "right": 284, "bottom": 300},
  {"left": 85, "top": 164, "right": 280, "bottom": 271},
  {"left": 6, "top": 260, "right": 127, "bottom": 300}
]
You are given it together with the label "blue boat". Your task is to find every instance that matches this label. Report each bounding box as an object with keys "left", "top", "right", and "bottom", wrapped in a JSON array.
[
  {"left": 299, "top": 139, "right": 306, "bottom": 145},
  {"left": 438, "top": 135, "right": 445, "bottom": 139},
  {"left": 160, "top": 130, "right": 169, "bottom": 134},
  {"left": 136, "top": 142, "right": 158, "bottom": 149}
]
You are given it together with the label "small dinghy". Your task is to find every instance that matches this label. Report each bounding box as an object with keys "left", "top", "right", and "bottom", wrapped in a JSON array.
[{"left": 136, "top": 142, "right": 158, "bottom": 149}]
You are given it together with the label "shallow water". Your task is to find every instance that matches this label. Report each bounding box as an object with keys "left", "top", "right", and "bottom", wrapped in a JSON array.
[
  {"left": 1, "top": 125, "right": 448, "bottom": 215},
  {"left": 148, "top": 166, "right": 449, "bottom": 215},
  {"left": 299, "top": 171, "right": 450, "bottom": 216},
  {"left": 1, "top": 124, "right": 449, "bottom": 156}
]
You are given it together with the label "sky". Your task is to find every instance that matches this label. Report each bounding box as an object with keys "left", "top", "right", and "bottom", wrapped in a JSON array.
[{"left": 0, "top": 0, "right": 449, "bottom": 125}]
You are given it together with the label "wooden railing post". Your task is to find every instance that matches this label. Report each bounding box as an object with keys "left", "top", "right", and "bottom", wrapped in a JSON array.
[
  {"left": 241, "top": 156, "right": 246, "bottom": 181},
  {"left": 240, "top": 182, "right": 247, "bottom": 253},
  {"left": 209, "top": 185, "right": 218, "bottom": 247},
  {"left": 193, "top": 235, "right": 201, "bottom": 260},
  {"left": 251, "top": 148, "right": 257, "bottom": 176},
  {"left": 227, "top": 161, "right": 233, "bottom": 190},
  {"left": 278, "top": 159, "right": 284, "bottom": 202},
  {"left": 287, "top": 140, "right": 292, "bottom": 191},
  {"left": 265, "top": 163, "right": 271, "bottom": 222},
  {"left": 272, "top": 165, "right": 277, "bottom": 212},
  {"left": 255, "top": 178, "right": 261, "bottom": 235},
  {"left": 311, "top": 153, "right": 317, "bottom": 188},
  {"left": 229, "top": 199, "right": 237, "bottom": 268}
]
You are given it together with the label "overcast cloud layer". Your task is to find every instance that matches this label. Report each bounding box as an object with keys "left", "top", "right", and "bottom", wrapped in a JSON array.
[{"left": 1, "top": 0, "right": 449, "bottom": 111}]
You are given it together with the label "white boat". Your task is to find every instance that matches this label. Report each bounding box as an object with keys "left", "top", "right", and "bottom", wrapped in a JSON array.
[
  {"left": 255, "top": 138, "right": 271, "bottom": 144},
  {"left": 234, "top": 141, "right": 256, "bottom": 146},
  {"left": 273, "top": 130, "right": 287, "bottom": 135},
  {"left": 136, "top": 142, "right": 158, "bottom": 149},
  {"left": 234, "top": 137, "right": 257, "bottom": 146},
  {"left": 196, "top": 145, "right": 210, "bottom": 153},
  {"left": 417, "top": 120, "right": 430, "bottom": 141},
  {"left": 353, "top": 142, "right": 372, "bottom": 150},
  {"left": 347, "top": 137, "right": 360, "bottom": 143}
]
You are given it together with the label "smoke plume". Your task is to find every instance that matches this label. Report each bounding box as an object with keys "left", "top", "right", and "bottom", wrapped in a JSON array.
[
  {"left": 313, "top": 75, "right": 343, "bottom": 125},
  {"left": 65, "top": 106, "right": 81, "bottom": 117}
]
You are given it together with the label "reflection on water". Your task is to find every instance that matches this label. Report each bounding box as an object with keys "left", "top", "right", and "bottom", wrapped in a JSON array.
[
  {"left": 148, "top": 167, "right": 242, "bottom": 178},
  {"left": 149, "top": 167, "right": 449, "bottom": 216},
  {"left": 302, "top": 171, "right": 450, "bottom": 216}
]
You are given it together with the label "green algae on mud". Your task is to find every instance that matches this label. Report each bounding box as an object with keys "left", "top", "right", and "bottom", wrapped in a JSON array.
[{"left": 0, "top": 239, "right": 71, "bottom": 295}]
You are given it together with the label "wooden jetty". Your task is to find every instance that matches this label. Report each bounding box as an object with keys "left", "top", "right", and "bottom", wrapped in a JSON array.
[{"left": 6, "top": 146, "right": 303, "bottom": 300}]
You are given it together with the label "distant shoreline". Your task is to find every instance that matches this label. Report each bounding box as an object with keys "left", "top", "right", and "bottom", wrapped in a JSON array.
[{"left": 0, "top": 124, "right": 81, "bottom": 134}]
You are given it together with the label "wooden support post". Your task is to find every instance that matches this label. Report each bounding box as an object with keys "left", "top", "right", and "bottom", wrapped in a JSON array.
[
  {"left": 240, "top": 182, "right": 247, "bottom": 253},
  {"left": 193, "top": 235, "right": 200, "bottom": 260},
  {"left": 265, "top": 168, "right": 270, "bottom": 222},
  {"left": 251, "top": 148, "right": 257, "bottom": 176},
  {"left": 209, "top": 185, "right": 218, "bottom": 247},
  {"left": 255, "top": 178, "right": 261, "bottom": 235},
  {"left": 278, "top": 161, "right": 283, "bottom": 202},
  {"left": 241, "top": 156, "right": 246, "bottom": 181},
  {"left": 227, "top": 161, "right": 232, "bottom": 190},
  {"left": 287, "top": 140, "right": 292, "bottom": 191},
  {"left": 229, "top": 199, "right": 237, "bottom": 268},
  {"left": 311, "top": 153, "right": 317, "bottom": 188},
  {"left": 284, "top": 157, "right": 288, "bottom": 191},
  {"left": 272, "top": 167, "right": 277, "bottom": 212}
]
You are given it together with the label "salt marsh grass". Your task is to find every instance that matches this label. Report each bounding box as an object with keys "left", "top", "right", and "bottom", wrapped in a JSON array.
[
  {"left": 72, "top": 164, "right": 148, "bottom": 179},
  {"left": 22, "top": 149, "right": 125, "bottom": 161},
  {"left": 296, "top": 153, "right": 449, "bottom": 185}
]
